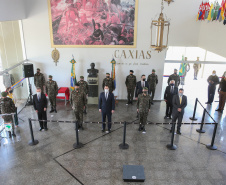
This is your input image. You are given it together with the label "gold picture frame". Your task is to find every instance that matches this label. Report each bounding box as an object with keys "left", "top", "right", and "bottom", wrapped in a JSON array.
[{"left": 48, "top": 0, "right": 138, "bottom": 48}]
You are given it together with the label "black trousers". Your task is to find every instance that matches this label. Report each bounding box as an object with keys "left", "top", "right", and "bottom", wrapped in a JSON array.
[
  {"left": 165, "top": 102, "right": 173, "bottom": 117},
  {"left": 102, "top": 112, "right": 112, "bottom": 130},
  {"left": 172, "top": 111, "right": 184, "bottom": 130},
  {"left": 38, "top": 111, "right": 47, "bottom": 129},
  {"left": 208, "top": 85, "right": 216, "bottom": 103}
]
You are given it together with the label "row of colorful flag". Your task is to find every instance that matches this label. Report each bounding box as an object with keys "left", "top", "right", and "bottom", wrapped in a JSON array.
[{"left": 197, "top": 0, "right": 226, "bottom": 25}]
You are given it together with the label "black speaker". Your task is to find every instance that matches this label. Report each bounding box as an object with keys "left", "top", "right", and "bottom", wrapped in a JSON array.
[{"left": 23, "top": 63, "right": 34, "bottom": 78}]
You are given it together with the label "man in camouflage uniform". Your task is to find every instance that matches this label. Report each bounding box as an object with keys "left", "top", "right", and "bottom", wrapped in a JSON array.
[
  {"left": 34, "top": 68, "right": 46, "bottom": 93},
  {"left": 102, "top": 73, "right": 115, "bottom": 93},
  {"left": 147, "top": 69, "right": 158, "bottom": 105},
  {"left": 168, "top": 69, "right": 180, "bottom": 87},
  {"left": 78, "top": 76, "right": 89, "bottom": 114},
  {"left": 70, "top": 83, "right": 87, "bottom": 130},
  {"left": 0, "top": 92, "right": 16, "bottom": 137},
  {"left": 137, "top": 87, "right": 151, "bottom": 132},
  {"left": 46, "top": 75, "right": 58, "bottom": 113},
  {"left": 193, "top": 61, "right": 201, "bottom": 80},
  {"left": 125, "top": 70, "right": 136, "bottom": 105}
]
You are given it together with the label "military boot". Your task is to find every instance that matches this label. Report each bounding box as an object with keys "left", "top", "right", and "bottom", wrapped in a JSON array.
[
  {"left": 54, "top": 108, "right": 57, "bottom": 113},
  {"left": 50, "top": 107, "right": 54, "bottom": 113}
]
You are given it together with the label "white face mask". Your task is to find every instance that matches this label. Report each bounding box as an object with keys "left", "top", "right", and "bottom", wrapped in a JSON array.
[
  {"left": 104, "top": 89, "right": 109, "bottom": 93},
  {"left": 179, "top": 93, "right": 183, "bottom": 96},
  {"left": 37, "top": 92, "right": 41, "bottom": 96},
  {"left": 212, "top": 73, "right": 216, "bottom": 76}
]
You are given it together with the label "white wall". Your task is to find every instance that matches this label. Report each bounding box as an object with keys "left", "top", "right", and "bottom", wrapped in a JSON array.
[
  {"left": 21, "top": 0, "right": 203, "bottom": 100},
  {"left": 198, "top": 21, "right": 226, "bottom": 59},
  {"left": 0, "top": 0, "right": 26, "bottom": 21}
]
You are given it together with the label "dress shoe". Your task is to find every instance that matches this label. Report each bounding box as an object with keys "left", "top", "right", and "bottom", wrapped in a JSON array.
[
  {"left": 44, "top": 128, "right": 48, "bottom": 131},
  {"left": 176, "top": 130, "right": 181, "bottom": 135},
  {"left": 138, "top": 127, "right": 142, "bottom": 131},
  {"left": 102, "top": 129, "right": 105, "bottom": 132},
  {"left": 205, "top": 102, "right": 210, "bottom": 104},
  {"left": 49, "top": 109, "right": 54, "bottom": 113},
  {"left": 55, "top": 109, "right": 57, "bottom": 113},
  {"left": 142, "top": 128, "right": 146, "bottom": 133},
  {"left": 215, "top": 109, "right": 220, "bottom": 111},
  {"left": 164, "top": 116, "right": 168, "bottom": 119},
  {"left": 151, "top": 102, "right": 154, "bottom": 105},
  {"left": 169, "top": 116, "right": 172, "bottom": 119},
  {"left": 39, "top": 128, "right": 43, "bottom": 131}
]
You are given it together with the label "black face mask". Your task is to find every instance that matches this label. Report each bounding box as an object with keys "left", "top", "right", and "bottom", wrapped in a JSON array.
[
  {"left": 170, "top": 84, "right": 174, "bottom": 86},
  {"left": 106, "top": 76, "right": 110, "bottom": 79},
  {"left": 75, "top": 88, "right": 79, "bottom": 91},
  {"left": 174, "top": 72, "right": 177, "bottom": 74},
  {"left": 80, "top": 79, "right": 84, "bottom": 81},
  {"left": 143, "top": 78, "right": 146, "bottom": 81}
]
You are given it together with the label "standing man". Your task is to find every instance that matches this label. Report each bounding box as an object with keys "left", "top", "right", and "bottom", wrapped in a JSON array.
[
  {"left": 78, "top": 76, "right": 89, "bottom": 114},
  {"left": 216, "top": 73, "right": 226, "bottom": 113},
  {"left": 164, "top": 80, "right": 178, "bottom": 119},
  {"left": 0, "top": 92, "right": 16, "bottom": 137},
  {"left": 135, "top": 75, "right": 149, "bottom": 98},
  {"left": 102, "top": 73, "right": 115, "bottom": 93},
  {"left": 46, "top": 75, "right": 58, "bottom": 113},
  {"left": 180, "top": 62, "right": 190, "bottom": 85},
  {"left": 33, "top": 87, "right": 48, "bottom": 131},
  {"left": 70, "top": 83, "right": 87, "bottom": 130},
  {"left": 168, "top": 69, "right": 180, "bottom": 87},
  {"left": 171, "top": 88, "right": 187, "bottom": 135},
  {"left": 206, "top": 70, "right": 219, "bottom": 105},
  {"left": 99, "top": 85, "right": 115, "bottom": 133},
  {"left": 34, "top": 68, "right": 46, "bottom": 93},
  {"left": 125, "top": 70, "right": 136, "bottom": 105},
  {"left": 137, "top": 87, "right": 151, "bottom": 132},
  {"left": 147, "top": 69, "right": 158, "bottom": 105},
  {"left": 193, "top": 58, "right": 201, "bottom": 80}
]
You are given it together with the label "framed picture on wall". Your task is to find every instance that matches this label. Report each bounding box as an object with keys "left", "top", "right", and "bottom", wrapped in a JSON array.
[{"left": 48, "top": 0, "right": 138, "bottom": 48}]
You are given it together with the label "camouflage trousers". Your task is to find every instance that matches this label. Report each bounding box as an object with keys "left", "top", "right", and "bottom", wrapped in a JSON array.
[
  {"left": 74, "top": 110, "right": 83, "bottom": 126},
  {"left": 139, "top": 111, "right": 149, "bottom": 126},
  {"left": 149, "top": 87, "right": 156, "bottom": 102},
  {"left": 127, "top": 88, "right": 135, "bottom": 103},
  {"left": 49, "top": 96, "right": 56, "bottom": 109}
]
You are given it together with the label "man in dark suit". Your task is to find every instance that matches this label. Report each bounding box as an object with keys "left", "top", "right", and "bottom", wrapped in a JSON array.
[
  {"left": 135, "top": 75, "right": 149, "bottom": 98},
  {"left": 99, "top": 85, "right": 115, "bottom": 133},
  {"left": 33, "top": 87, "right": 48, "bottom": 131},
  {"left": 164, "top": 80, "right": 178, "bottom": 119},
  {"left": 171, "top": 88, "right": 187, "bottom": 134}
]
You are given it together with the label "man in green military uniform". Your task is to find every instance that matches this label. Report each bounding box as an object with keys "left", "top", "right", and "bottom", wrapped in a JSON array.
[
  {"left": 78, "top": 76, "right": 89, "bottom": 114},
  {"left": 168, "top": 69, "right": 180, "bottom": 87},
  {"left": 147, "top": 69, "right": 158, "bottom": 105},
  {"left": 70, "top": 83, "right": 87, "bottom": 130},
  {"left": 46, "top": 75, "right": 58, "bottom": 113},
  {"left": 193, "top": 59, "right": 201, "bottom": 80},
  {"left": 137, "top": 87, "right": 151, "bottom": 132},
  {"left": 125, "top": 70, "right": 136, "bottom": 105},
  {"left": 0, "top": 92, "right": 16, "bottom": 137},
  {"left": 102, "top": 73, "right": 115, "bottom": 93},
  {"left": 34, "top": 68, "right": 46, "bottom": 93}
]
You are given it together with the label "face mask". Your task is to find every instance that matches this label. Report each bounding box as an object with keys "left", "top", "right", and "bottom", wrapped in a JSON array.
[
  {"left": 75, "top": 88, "right": 79, "bottom": 91},
  {"left": 37, "top": 92, "right": 41, "bottom": 96},
  {"left": 174, "top": 72, "right": 177, "bottom": 74},
  {"left": 9, "top": 90, "right": 13, "bottom": 93},
  {"left": 37, "top": 71, "right": 40, "bottom": 74},
  {"left": 179, "top": 93, "right": 183, "bottom": 96},
  {"left": 130, "top": 74, "right": 133, "bottom": 75},
  {"left": 106, "top": 76, "right": 110, "bottom": 79},
  {"left": 80, "top": 79, "right": 84, "bottom": 81},
  {"left": 170, "top": 83, "right": 174, "bottom": 86},
  {"left": 212, "top": 74, "right": 216, "bottom": 76},
  {"left": 105, "top": 89, "right": 109, "bottom": 93},
  {"left": 49, "top": 79, "right": 52, "bottom": 81},
  {"left": 143, "top": 78, "right": 146, "bottom": 81},
  {"left": 143, "top": 91, "right": 148, "bottom": 95}
]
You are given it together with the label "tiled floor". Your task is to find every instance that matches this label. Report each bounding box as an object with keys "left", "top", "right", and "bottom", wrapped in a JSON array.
[{"left": 0, "top": 97, "right": 226, "bottom": 185}]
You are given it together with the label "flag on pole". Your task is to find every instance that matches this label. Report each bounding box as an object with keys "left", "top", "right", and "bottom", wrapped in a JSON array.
[
  {"left": 179, "top": 55, "right": 185, "bottom": 77},
  {"left": 111, "top": 58, "right": 116, "bottom": 89},
  {"left": 70, "top": 57, "right": 77, "bottom": 91}
]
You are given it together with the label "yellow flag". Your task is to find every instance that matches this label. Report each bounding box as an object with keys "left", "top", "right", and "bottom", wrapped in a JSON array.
[{"left": 207, "top": 4, "right": 214, "bottom": 21}]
